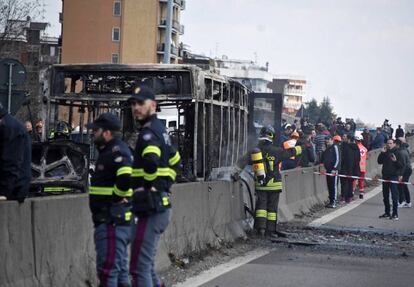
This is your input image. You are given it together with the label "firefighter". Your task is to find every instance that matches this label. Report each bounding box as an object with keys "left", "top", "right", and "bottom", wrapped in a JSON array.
[
  {"left": 87, "top": 113, "right": 133, "bottom": 287},
  {"left": 281, "top": 131, "right": 300, "bottom": 170},
  {"left": 128, "top": 86, "right": 181, "bottom": 287},
  {"left": 44, "top": 121, "right": 73, "bottom": 193},
  {"left": 236, "top": 125, "right": 302, "bottom": 238},
  {"left": 355, "top": 134, "right": 368, "bottom": 199},
  {"left": 49, "top": 121, "right": 71, "bottom": 140}
]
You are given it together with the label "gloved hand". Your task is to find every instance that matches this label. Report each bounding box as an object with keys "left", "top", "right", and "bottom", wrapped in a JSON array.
[{"left": 231, "top": 166, "right": 242, "bottom": 182}]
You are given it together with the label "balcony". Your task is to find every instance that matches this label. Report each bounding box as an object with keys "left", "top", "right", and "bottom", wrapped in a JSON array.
[
  {"left": 159, "top": 0, "right": 186, "bottom": 10},
  {"left": 159, "top": 19, "right": 184, "bottom": 35},
  {"left": 283, "top": 88, "right": 305, "bottom": 96},
  {"left": 157, "top": 43, "right": 180, "bottom": 57}
]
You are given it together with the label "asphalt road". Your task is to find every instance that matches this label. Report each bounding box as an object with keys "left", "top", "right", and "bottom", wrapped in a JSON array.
[
  {"left": 323, "top": 185, "right": 414, "bottom": 234},
  {"left": 192, "top": 185, "right": 414, "bottom": 287},
  {"left": 199, "top": 247, "right": 414, "bottom": 287}
]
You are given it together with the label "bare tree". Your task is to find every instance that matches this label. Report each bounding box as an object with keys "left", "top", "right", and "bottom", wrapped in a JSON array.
[{"left": 0, "top": 0, "right": 43, "bottom": 53}]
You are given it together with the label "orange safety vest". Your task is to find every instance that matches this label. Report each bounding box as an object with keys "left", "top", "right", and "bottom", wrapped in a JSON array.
[
  {"left": 357, "top": 142, "right": 368, "bottom": 172},
  {"left": 283, "top": 139, "right": 297, "bottom": 160}
]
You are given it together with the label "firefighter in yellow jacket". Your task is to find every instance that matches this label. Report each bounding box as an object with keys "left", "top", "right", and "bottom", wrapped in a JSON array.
[{"left": 236, "top": 126, "right": 302, "bottom": 238}]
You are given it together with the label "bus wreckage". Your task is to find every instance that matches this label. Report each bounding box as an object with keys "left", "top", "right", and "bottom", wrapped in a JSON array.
[{"left": 31, "top": 64, "right": 271, "bottom": 194}]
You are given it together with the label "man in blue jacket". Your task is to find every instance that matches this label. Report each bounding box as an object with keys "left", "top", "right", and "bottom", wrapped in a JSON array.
[
  {"left": 370, "top": 128, "right": 386, "bottom": 150},
  {"left": 0, "top": 103, "right": 31, "bottom": 202}
]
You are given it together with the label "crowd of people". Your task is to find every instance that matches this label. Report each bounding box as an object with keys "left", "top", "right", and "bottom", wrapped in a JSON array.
[{"left": 278, "top": 116, "right": 411, "bottom": 221}]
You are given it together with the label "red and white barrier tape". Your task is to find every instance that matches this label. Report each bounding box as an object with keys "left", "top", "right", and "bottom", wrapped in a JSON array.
[{"left": 314, "top": 171, "right": 414, "bottom": 185}]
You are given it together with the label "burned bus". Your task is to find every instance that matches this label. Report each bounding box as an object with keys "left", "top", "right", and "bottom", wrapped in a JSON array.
[{"left": 31, "top": 64, "right": 255, "bottom": 192}]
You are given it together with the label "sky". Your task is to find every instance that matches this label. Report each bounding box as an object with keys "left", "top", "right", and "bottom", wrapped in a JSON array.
[{"left": 42, "top": 0, "right": 414, "bottom": 127}]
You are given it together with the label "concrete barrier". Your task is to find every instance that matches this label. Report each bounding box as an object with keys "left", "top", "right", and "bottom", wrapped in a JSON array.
[
  {"left": 31, "top": 195, "right": 97, "bottom": 287},
  {"left": 0, "top": 181, "right": 245, "bottom": 287},
  {"left": 279, "top": 166, "right": 327, "bottom": 222},
  {"left": 365, "top": 148, "right": 383, "bottom": 179},
  {"left": 406, "top": 135, "right": 414, "bottom": 153},
  {"left": 157, "top": 181, "right": 245, "bottom": 270},
  {"left": 0, "top": 201, "right": 36, "bottom": 287}
]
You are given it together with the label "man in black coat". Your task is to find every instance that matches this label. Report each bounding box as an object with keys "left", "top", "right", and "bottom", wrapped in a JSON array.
[
  {"left": 396, "top": 125, "right": 404, "bottom": 139},
  {"left": 340, "top": 134, "right": 360, "bottom": 203},
  {"left": 0, "top": 103, "right": 32, "bottom": 202},
  {"left": 395, "top": 138, "right": 411, "bottom": 208},
  {"left": 321, "top": 135, "right": 340, "bottom": 208},
  {"left": 378, "top": 139, "right": 404, "bottom": 220}
]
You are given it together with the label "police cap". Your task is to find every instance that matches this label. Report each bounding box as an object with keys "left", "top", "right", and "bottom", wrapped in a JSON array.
[
  {"left": 87, "top": 113, "right": 121, "bottom": 131},
  {"left": 127, "top": 85, "right": 155, "bottom": 103}
]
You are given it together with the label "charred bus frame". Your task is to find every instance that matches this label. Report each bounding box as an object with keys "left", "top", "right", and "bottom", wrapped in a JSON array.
[{"left": 43, "top": 64, "right": 249, "bottom": 181}]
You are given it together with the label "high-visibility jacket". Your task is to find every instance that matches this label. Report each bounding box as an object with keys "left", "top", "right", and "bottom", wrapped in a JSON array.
[
  {"left": 357, "top": 142, "right": 368, "bottom": 172},
  {"left": 283, "top": 139, "right": 298, "bottom": 160},
  {"left": 131, "top": 114, "right": 181, "bottom": 195},
  {"left": 237, "top": 141, "right": 302, "bottom": 192},
  {"left": 89, "top": 138, "right": 133, "bottom": 225}
]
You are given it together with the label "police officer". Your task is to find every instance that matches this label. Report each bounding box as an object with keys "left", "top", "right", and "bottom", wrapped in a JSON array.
[
  {"left": 128, "top": 86, "right": 181, "bottom": 287},
  {"left": 0, "top": 102, "right": 31, "bottom": 202},
  {"left": 87, "top": 113, "right": 133, "bottom": 287},
  {"left": 236, "top": 126, "right": 302, "bottom": 238}
]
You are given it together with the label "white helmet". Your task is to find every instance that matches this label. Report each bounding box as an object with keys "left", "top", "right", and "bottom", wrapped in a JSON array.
[{"left": 354, "top": 134, "right": 363, "bottom": 141}]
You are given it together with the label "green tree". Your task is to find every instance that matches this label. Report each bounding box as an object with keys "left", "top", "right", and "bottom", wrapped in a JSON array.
[
  {"left": 305, "top": 98, "right": 319, "bottom": 124},
  {"left": 319, "top": 97, "right": 335, "bottom": 126}
]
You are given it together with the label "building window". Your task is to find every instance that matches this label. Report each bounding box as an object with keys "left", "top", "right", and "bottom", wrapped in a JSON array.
[
  {"left": 112, "top": 53, "right": 119, "bottom": 64},
  {"left": 50, "top": 46, "right": 56, "bottom": 57},
  {"left": 112, "top": 27, "right": 120, "bottom": 42},
  {"left": 113, "top": 1, "right": 121, "bottom": 16}
]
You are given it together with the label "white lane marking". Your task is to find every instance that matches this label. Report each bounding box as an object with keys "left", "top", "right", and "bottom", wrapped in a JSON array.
[
  {"left": 308, "top": 185, "right": 383, "bottom": 228},
  {"left": 172, "top": 249, "right": 270, "bottom": 287}
]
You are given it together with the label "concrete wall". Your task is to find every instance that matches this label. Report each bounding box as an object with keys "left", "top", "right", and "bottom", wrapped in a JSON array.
[
  {"left": 0, "top": 181, "right": 245, "bottom": 287},
  {"left": 0, "top": 201, "right": 35, "bottom": 287},
  {"left": 279, "top": 166, "right": 327, "bottom": 222}
]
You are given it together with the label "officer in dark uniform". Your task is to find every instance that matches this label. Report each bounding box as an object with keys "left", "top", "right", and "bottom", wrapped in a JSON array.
[
  {"left": 87, "top": 113, "right": 133, "bottom": 287},
  {"left": 0, "top": 102, "right": 31, "bottom": 202},
  {"left": 236, "top": 125, "right": 302, "bottom": 238},
  {"left": 128, "top": 86, "right": 181, "bottom": 287}
]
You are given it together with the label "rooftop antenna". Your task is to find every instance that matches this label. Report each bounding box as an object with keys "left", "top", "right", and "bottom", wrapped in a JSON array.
[{"left": 254, "top": 52, "right": 258, "bottom": 64}]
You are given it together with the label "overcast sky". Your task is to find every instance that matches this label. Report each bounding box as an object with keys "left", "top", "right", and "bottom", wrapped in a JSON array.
[{"left": 43, "top": 0, "right": 414, "bottom": 127}]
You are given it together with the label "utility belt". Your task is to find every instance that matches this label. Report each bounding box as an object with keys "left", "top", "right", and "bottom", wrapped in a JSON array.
[
  {"left": 131, "top": 188, "right": 171, "bottom": 217},
  {"left": 92, "top": 202, "right": 132, "bottom": 226}
]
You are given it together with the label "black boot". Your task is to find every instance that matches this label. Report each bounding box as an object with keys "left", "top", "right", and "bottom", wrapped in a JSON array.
[{"left": 258, "top": 228, "right": 266, "bottom": 238}]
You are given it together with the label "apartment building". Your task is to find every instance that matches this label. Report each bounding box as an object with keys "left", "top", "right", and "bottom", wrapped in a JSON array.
[
  {"left": 61, "top": 0, "right": 185, "bottom": 64},
  {"left": 268, "top": 78, "right": 306, "bottom": 115}
]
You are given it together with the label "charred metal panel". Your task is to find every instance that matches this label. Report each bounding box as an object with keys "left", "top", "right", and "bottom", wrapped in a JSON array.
[{"left": 31, "top": 141, "right": 89, "bottom": 193}]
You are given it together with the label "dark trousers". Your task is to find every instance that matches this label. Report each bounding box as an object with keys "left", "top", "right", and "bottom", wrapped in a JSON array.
[
  {"left": 94, "top": 224, "right": 131, "bottom": 287},
  {"left": 254, "top": 190, "right": 280, "bottom": 233},
  {"left": 326, "top": 173, "right": 338, "bottom": 204},
  {"left": 382, "top": 176, "right": 399, "bottom": 216},
  {"left": 130, "top": 209, "right": 171, "bottom": 287},
  {"left": 398, "top": 169, "right": 412, "bottom": 204},
  {"left": 340, "top": 177, "right": 353, "bottom": 200}
]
